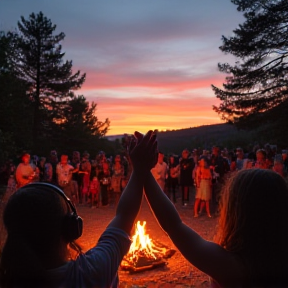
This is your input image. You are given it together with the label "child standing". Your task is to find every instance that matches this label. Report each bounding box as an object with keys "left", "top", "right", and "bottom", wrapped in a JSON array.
[
  {"left": 111, "top": 155, "right": 124, "bottom": 207},
  {"left": 98, "top": 162, "right": 111, "bottom": 206}
]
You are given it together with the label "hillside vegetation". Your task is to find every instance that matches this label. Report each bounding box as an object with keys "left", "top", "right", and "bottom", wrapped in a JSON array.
[{"left": 156, "top": 124, "right": 262, "bottom": 155}]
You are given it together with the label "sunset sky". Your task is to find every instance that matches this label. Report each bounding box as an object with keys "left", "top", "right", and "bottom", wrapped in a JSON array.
[{"left": 0, "top": 0, "right": 244, "bottom": 135}]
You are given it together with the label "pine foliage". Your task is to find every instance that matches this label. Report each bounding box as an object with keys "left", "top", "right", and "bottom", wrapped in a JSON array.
[
  {"left": 7, "top": 12, "right": 86, "bottom": 143},
  {"left": 212, "top": 0, "right": 288, "bottom": 127}
]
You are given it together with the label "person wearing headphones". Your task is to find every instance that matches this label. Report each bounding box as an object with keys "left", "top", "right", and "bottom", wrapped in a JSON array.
[{"left": 0, "top": 130, "right": 158, "bottom": 288}]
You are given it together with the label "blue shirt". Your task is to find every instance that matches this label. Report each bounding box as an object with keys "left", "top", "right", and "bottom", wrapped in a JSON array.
[{"left": 46, "top": 227, "right": 131, "bottom": 288}]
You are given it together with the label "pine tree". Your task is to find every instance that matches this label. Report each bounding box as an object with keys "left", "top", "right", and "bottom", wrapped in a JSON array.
[
  {"left": 212, "top": 0, "right": 288, "bottom": 131},
  {"left": 0, "top": 31, "right": 34, "bottom": 153},
  {"left": 63, "top": 95, "right": 110, "bottom": 137},
  {"left": 7, "top": 12, "right": 86, "bottom": 147},
  {"left": 56, "top": 95, "right": 110, "bottom": 153}
]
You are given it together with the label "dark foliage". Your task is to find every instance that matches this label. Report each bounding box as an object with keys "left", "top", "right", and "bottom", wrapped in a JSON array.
[
  {"left": 6, "top": 12, "right": 86, "bottom": 147},
  {"left": 212, "top": 0, "right": 288, "bottom": 143},
  {"left": 0, "top": 12, "right": 110, "bottom": 163}
]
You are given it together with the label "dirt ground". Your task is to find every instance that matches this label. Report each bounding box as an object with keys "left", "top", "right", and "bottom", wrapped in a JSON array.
[{"left": 0, "top": 188, "right": 218, "bottom": 288}]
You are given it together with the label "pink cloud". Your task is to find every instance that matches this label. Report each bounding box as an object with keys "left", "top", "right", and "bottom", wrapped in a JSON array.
[{"left": 81, "top": 70, "right": 225, "bottom": 91}]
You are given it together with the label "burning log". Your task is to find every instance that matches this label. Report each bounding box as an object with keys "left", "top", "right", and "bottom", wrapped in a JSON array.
[{"left": 121, "top": 221, "right": 176, "bottom": 272}]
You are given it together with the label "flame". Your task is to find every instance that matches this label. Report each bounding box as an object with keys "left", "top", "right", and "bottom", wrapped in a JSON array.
[{"left": 127, "top": 221, "right": 167, "bottom": 263}]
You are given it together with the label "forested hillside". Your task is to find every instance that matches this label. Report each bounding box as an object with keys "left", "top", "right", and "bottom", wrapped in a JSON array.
[{"left": 156, "top": 124, "right": 267, "bottom": 154}]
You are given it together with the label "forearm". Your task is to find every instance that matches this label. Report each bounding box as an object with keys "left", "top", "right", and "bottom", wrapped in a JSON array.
[
  {"left": 144, "top": 172, "right": 182, "bottom": 234},
  {"left": 108, "top": 170, "right": 145, "bottom": 234},
  {"left": 144, "top": 172, "right": 232, "bottom": 280}
]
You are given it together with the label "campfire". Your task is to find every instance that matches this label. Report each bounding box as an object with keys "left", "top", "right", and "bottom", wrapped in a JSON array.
[{"left": 121, "top": 221, "right": 176, "bottom": 272}]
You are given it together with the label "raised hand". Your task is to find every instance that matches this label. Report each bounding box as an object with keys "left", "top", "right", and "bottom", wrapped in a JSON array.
[
  {"left": 128, "top": 130, "right": 158, "bottom": 174},
  {"left": 108, "top": 130, "right": 158, "bottom": 234}
]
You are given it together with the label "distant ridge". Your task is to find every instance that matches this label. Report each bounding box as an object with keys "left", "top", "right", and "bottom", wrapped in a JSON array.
[
  {"left": 156, "top": 123, "right": 239, "bottom": 153},
  {"left": 105, "top": 134, "right": 125, "bottom": 141},
  {"left": 105, "top": 123, "right": 246, "bottom": 154},
  {"left": 105, "top": 123, "right": 233, "bottom": 140}
]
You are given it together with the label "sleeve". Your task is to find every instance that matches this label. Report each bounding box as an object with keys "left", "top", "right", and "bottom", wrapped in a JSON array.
[{"left": 75, "top": 227, "right": 131, "bottom": 288}]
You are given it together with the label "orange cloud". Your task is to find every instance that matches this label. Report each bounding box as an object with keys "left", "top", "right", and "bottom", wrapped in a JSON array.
[{"left": 85, "top": 92, "right": 224, "bottom": 135}]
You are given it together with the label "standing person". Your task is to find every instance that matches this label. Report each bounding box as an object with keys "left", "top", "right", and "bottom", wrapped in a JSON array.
[
  {"left": 235, "top": 147, "right": 248, "bottom": 170},
  {"left": 37, "top": 157, "right": 47, "bottom": 182},
  {"left": 79, "top": 152, "right": 91, "bottom": 205},
  {"left": 71, "top": 151, "right": 81, "bottom": 204},
  {"left": 179, "top": 149, "right": 195, "bottom": 206},
  {"left": 133, "top": 131, "right": 288, "bottom": 288},
  {"left": 15, "top": 153, "right": 38, "bottom": 189},
  {"left": 89, "top": 176, "right": 100, "bottom": 208},
  {"left": 98, "top": 161, "right": 111, "bottom": 207},
  {"left": 194, "top": 156, "right": 212, "bottom": 218},
  {"left": 166, "top": 155, "right": 179, "bottom": 203},
  {"left": 111, "top": 155, "right": 124, "bottom": 207},
  {"left": 31, "top": 156, "right": 40, "bottom": 183},
  {"left": 0, "top": 130, "right": 158, "bottom": 288},
  {"left": 46, "top": 150, "right": 59, "bottom": 185},
  {"left": 56, "top": 155, "right": 78, "bottom": 202},
  {"left": 254, "top": 149, "right": 269, "bottom": 169},
  {"left": 43, "top": 158, "right": 53, "bottom": 183},
  {"left": 227, "top": 151, "right": 237, "bottom": 172},
  {"left": 273, "top": 154, "right": 287, "bottom": 178},
  {"left": 151, "top": 151, "right": 168, "bottom": 191},
  {"left": 210, "top": 146, "right": 229, "bottom": 208}
]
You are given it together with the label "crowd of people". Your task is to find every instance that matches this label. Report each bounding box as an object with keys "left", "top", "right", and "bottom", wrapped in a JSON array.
[
  {"left": 0, "top": 150, "right": 131, "bottom": 209},
  {"left": 1, "top": 142, "right": 288, "bottom": 215},
  {"left": 1, "top": 131, "right": 288, "bottom": 288},
  {"left": 151, "top": 143, "right": 288, "bottom": 217}
]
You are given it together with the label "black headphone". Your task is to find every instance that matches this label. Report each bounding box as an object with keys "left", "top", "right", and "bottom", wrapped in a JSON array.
[{"left": 26, "top": 182, "right": 83, "bottom": 242}]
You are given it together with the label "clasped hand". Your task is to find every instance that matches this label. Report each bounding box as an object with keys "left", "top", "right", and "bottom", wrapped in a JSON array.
[{"left": 129, "top": 130, "right": 158, "bottom": 174}]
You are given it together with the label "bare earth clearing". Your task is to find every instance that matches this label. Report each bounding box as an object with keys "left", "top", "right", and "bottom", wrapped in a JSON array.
[{"left": 0, "top": 189, "right": 217, "bottom": 288}]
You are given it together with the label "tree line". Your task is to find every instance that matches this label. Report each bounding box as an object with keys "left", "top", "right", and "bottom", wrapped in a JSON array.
[
  {"left": 212, "top": 0, "right": 288, "bottom": 146},
  {"left": 0, "top": 12, "right": 111, "bottom": 163}
]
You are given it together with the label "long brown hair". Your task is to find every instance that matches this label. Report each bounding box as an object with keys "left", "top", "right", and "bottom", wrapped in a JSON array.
[{"left": 216, "top": 169, "right": 288, "bottom": 286}]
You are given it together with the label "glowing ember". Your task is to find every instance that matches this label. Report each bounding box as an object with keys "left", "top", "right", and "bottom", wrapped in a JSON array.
[{"left": 121, "top": 221, "right": 176, "bottom": 272}]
